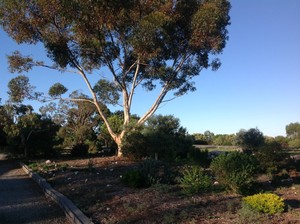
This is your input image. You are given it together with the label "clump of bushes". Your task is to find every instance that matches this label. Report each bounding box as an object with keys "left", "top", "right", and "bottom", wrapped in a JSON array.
[
  {"left": 188, "top": 148, "right": 211, "bottom": 168},
  {"left": 179, "top": 165, "right": 212, "bottom": 195},
  {"left": 242, "top": 193, "right": 285, "bottom": 215},
  {"left": 210, "top": 151, "right": 259, "bottom": 195},
  {"left": 70, "top": 144, "right": 89, "bottom": 157},
  {"left": 121, "top": 159, "right": 162, "bottom": 188},
  {"left": 121, "top": 169, "right": 149, "bottom": 188}
]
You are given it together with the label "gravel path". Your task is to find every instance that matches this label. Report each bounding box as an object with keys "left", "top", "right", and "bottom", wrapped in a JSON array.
[{"left": 0, "top": 154, "right": 69, "bottom": 224}]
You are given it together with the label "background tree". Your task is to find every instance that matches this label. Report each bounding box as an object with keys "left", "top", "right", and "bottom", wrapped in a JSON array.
[
  {"left": 286, "top": 122, "right": 300, "bottom": 148},
  {"left": 213, "top": 134, "right": 235, "bottom": 146},
  {"left": 235, "top": 128, "right": 265, "bottom": 153},
  {"left": 204, "top": 130, "right": 215, "bottom": 145},
  {"left": 56, "top": 100, "right": 100, "bottom": 155},
  {"left": 0, "top": 0, "right": 231, "bottom": 156},
  {"left": 1, "top": 103, "right": 58, "bottom": 157},
  {"left": 193, "top": 133, "right": 209, "bottom": 145}
]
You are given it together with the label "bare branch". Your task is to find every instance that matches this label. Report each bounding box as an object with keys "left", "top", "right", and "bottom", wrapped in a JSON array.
[{"left": 128, "top": 58, "right": 140, "bottom": 109}]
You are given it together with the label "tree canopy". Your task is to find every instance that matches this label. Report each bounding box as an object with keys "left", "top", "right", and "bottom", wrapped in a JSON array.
[{"left": 0, "top": 0, "right": 231, "bottom": 156}]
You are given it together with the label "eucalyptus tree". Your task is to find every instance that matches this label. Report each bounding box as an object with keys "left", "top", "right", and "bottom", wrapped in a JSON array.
[{"left": 1, "top": 0, "right": 231, "bottom": 156}]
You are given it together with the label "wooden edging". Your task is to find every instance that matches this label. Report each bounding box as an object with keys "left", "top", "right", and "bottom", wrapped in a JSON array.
[{"left": 20, "top": 163, "right": 94, "bottom": 224}]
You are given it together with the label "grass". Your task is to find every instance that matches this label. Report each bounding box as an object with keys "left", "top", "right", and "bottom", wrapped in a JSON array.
[{"left": 193, "top": 145, "right": 239, "bottom": 152}]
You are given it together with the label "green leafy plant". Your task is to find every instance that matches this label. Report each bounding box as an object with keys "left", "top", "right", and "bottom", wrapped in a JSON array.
[
  {"left": 210, "top": 152, "right": 258, "bottom": 194},
  {"left": 243, "top": 193, "right": 285, "bottom": 215},
  {"left": 188, "top": 148, "right": 211, "bottom": 168},
  {"left": 179, "top": 165, "right": 212, "bottom": 195},
  {"left": 238, "top": 202, "right": 263, "bottom": 224},
  {"left": 121, "top": 169, "right": 149, "bottom": 188}
]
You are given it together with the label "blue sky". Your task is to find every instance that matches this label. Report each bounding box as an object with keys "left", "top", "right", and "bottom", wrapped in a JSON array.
[{"left": 1, "top": 0, "right": 300, "bottom": 137}]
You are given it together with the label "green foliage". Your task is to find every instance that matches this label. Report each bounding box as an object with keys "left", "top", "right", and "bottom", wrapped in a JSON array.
[
  {"left": 243, "top": 193, "right": 285, "bottom": 215},
  {"left": 210, "top": 152, "right": 258, "bottom": 194},
  {"left": 121, "top": 159, "right": 180, "bottom": 188},
  {"left": 48, "top": 83, "right": 68, "bottom": 97},
  {"left": 179, "top": 165, "right": 212, "bottom": 195},
  {"left": 122, "top": 130, "right": 148, "bottom": 159},
  {"left": 288, "top": 138, "right": 300, "bottom": 148},
  {"left": 144, "top": 115, "right": 193, "bottom": 161},
  {"left": 56, "top": 99, "right": 100, "bottom": 151},
  {"left": 235, "top": 128, "right": 265, "bottom": 153},
  {"left": 286, "top": 122, "right": 300, "bottom": 140},
  {"left": 254, "top": 140, "right": 287, "bottom": 174},
  {"left": 0, "top": 0, "right": 231, "bottom": 157},
  {"left": 93, "top": 79, "right": 120, "bottom": 105},
  {"left": 122, "top": 114, "right": 193, "bottom": 161},
  {"left": 70, "top": 144, "right": 88, "bottom": 157},
  {"left": 7, "top": 75, "right": 34, "bottom": 103},
  {"left": 238, "top": 202, "right": 264, "bottom": 224},
  {"left": 188, "top": 148, "right": 211, "bottom": 168}
]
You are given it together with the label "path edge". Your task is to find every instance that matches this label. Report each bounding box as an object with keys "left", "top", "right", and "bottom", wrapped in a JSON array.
[{"left": 20, "top": 162, "right": 94, "bottom": 224}]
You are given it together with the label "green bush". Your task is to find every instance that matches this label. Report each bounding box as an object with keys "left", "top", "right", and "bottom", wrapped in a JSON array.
[
  {"left": 188, "top": 148, "right": 211, "bottom": 168},
  {"left": 70, "top": 144, "right": 88, "bottom": 157},
  {"left": 243, "top": 193, "right": 285, "bottom": 214},
  {"left": 121, "top": 169, "right": 149, "bottom": 188},
  {"left": 254, "top": 141, "right": 287, "bottom": 174},
  {"left": 179, "top": 165, "right": 212, "bottom": 195},
  {"left": 121, "top": 159, "right": 161, "bottom": 188},
  {"left": 210, "top": 152, "right": 258, "bottom": 194}
]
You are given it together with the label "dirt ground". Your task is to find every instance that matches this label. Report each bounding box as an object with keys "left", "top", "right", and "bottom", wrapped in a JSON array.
[{"left": 30, "top": 156, "right": 300, "bottom": 224}]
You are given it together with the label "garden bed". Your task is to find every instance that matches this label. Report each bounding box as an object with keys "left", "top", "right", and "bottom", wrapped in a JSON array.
[{"left": 27, "top": 156, "right": 300, "bottom": 224}]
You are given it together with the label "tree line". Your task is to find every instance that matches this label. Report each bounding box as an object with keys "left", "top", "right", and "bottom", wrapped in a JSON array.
[
  {"left": 192, "top": 126, "right": 300, "bottom": 149},
  {"left": 1, "top": 92, "right": 299, "bottom": 159}
]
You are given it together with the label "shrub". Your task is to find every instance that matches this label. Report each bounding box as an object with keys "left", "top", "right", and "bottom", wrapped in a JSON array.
[
  {"left": 188, "top": 148, "right": 211, "bottom": 168},
  {"left": 179, "top": 165, "right": 212, "bottom": 195},
  {"left": 70, "top": 144, "right": 88, "bottom": 157},
  {"left": 254, "top": 141, "right": 288, "bottom": 174},
  {"left": 210, "top": 151, "right": 258, "bottom": 194},
  {"left": 238, "top": 202, "right": 264, "bottom": 224},
  {"left": 121, "top": 169, "right": 149, "bottom": 188},
  {"left": 121, "top": 159, "right": 161, "bottom": 188},
  {"left": 122, "top": 130, "right": 148, "bottom": 159},
  {"left": 243, "top": 193, "right": 285, "bottom": 214}
]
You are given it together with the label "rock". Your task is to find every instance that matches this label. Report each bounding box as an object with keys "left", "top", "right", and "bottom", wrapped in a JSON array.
[{"left": 45, "top": 160, "right": 51, "bottom": 164}]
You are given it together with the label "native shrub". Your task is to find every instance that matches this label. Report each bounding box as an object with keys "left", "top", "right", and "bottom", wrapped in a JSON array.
[
  {"left": 179, "top": 165, "right": 212, "bottom": 195},
  {"left": 210, "top": 151, "right": 259, "bottom": 194},
  {"left": 243, "top": 193, "right": 285, "bottom": 214}
]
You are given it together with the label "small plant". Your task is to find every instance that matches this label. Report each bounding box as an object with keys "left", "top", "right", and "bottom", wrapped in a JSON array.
[
  {"left": 238, "top": 202, "right": 263, "bottom": 224},
  {"left": 243, "top": 193, "right": 285, "bottom": 215},
  {"left": 27, "top": 162, "right": 38, "bottom": 171},
  {"left": 179, "top": 165, "right": 212, "bottom": 195},
  {"left": 121, "top": 169, "right": 149, "bottom": 188}
]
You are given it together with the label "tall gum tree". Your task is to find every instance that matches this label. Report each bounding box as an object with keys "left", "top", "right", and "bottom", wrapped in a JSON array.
[{"left": 0, "top": 0, "right": 231, "bottom": 157}]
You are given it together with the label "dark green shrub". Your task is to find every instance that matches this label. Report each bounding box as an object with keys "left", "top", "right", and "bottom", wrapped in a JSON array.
[
  {"left": 188, "top": 147, "right": 211, "bottom": 168},
  {"left": 243, "top": 193, "right": 285, "bottom": 214},
  {"left": 210, "top": 151, "right": 258, "bottom": 194},
  {"left": 254, "top": 141, "right": 288, "bottom": 174},
  {"left": 71, "top": 144, "right": 89, "bottom": 157},
  {"left": 122, "top": 131, "right": 148, "bottom": 159},
  {"left": 179, "top": 165, "right": 212, "bottom": 195},
  {"left": 121, "top": 169, "right": 149, "bottom": 188}
]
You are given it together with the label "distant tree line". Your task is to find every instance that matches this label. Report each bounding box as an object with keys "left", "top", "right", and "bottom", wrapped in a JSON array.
[
  {"left": 1, "top": 88, "right": 299, "bottom": 159},
  {"left": 192, "top": 125, "right": 299, "bottom": 150}
]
